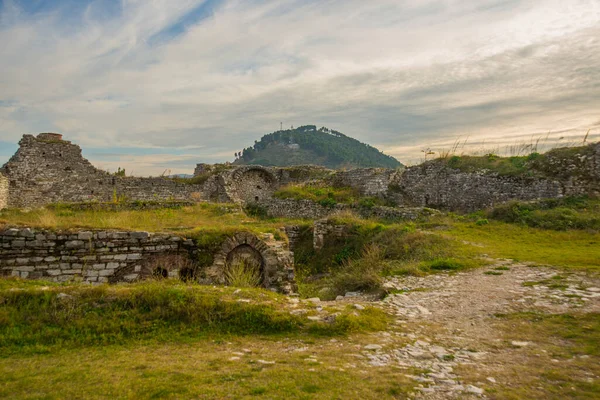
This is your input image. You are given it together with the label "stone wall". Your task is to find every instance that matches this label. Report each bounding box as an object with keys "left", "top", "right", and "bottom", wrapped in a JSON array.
[
  {"left": 0, "top": 227, "right": 193, "bottom": 284},
  {"left": 0, "top": 226, "right": 296, "bottom": 293},
  {"left": 1, "top": 134, "right": 204, "bottom": 208},
  {"left": 389, "top": 165, "right": 564, "bottom": 213},
  {"left": 329, "top": 168, "right": 397, "bottom": 196},
  {"left": 388, "top": 143, "right": 600, "bottom": 212},
  {"left": 0, "top": 173, "right": 8, "bottom": 210},
  {"left": 261, "top": 198, "right": 430, "bottom": 221}
]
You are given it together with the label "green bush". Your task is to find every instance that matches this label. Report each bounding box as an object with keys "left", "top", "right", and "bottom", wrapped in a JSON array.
[
  {"left": 427, "top": 258, "right": 464, "bottom": 271},
  {"left": 331, "top": 245, "right": 387, "bottom": 296},
  {"left": 488, "top": 197, "right": 600, "bottom": 231}
]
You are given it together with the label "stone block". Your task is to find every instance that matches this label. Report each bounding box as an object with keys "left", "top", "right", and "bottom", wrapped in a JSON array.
[
  {"left": 127, "top": 253, "right": 142, "bottom": 260},
  {"left": 19, "top": 228, "right": 34, "bottom": 238},
  {"left": 66, "top": 240, "right": 84, "bottom": 249},
  {"left": 130, "top": 231, "right": 149, "bottom": 240},
  {"left": 78, "top": 232, "right": 93, "bottom": 240},
  {"left": 99, "top": 270, "right": 114, "bottom": 277},
  {"left": 106, "top": 262, "right": 119, "bottom": 269}
]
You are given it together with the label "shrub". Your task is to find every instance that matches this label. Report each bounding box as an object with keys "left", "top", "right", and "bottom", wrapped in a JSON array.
[
  {"left": 244, "top": 203, "right": 269, "bottom": 218},
  {"left": 224, "top": 260, "right": 262, "bottom": 288},
  {"left": 475, "top": 218, "right": 489, "bottom": 226},
  {"left": 331, "top": 245, "right": 386, "bottom": 295},
  {"left": 427, "top": 258, "right": 464, "bottom": 271},
  {"left": 488, "top": 197, "right": 600, "bottom": 231},
  {"left": 318, "top": 197, "right": 337, "bottom": 208}
]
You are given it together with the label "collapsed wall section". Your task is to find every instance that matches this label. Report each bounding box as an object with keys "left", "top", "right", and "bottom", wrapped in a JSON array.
[{"left": 2, "top": 134, "right": 204, "bottom": 208}]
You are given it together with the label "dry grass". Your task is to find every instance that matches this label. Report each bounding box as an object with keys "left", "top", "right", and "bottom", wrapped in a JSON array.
[{"left": 0, "top": 203, "right": 305, "bottom": 238}]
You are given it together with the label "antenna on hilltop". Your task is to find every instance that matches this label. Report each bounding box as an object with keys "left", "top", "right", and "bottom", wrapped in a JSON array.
[{"left": 280, "top": 122, "right": 283, "bottom": 131}]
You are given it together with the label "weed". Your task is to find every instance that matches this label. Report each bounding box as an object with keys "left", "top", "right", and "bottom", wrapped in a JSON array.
[{"left": 225, "top": 260, "right": 262, "bottom": 288}]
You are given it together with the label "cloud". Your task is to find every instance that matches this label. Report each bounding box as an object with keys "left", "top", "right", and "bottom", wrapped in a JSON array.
[{"left": 0, "top": 0, "right": 599, "bottom": 174}]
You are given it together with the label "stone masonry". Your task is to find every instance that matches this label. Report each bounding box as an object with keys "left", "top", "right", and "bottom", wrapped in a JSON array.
[
  {"left": 0, "top": 227, "right": 296, "bottom": 293},
  {"left": 1, "top": 133, "right": 204, "bottom": 208},
  {"left": 0, "top": 173, "right": 8, "bottom": 210}
]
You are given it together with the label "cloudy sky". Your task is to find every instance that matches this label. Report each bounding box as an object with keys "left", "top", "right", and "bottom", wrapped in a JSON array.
[{"left": 0, "top": 0, "right": 599, "bottom": 175}]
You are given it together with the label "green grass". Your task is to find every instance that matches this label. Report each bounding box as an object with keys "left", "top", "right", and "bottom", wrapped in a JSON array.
[
  {"left": 442, "top": 152, "right": 540, "bottom": 176},
  {"left": 436, "top": 218, "right": 600, "bottom": 270},
  {"left": 0, "top": 338, "right": 416, "bottom": 399},
  {"left": 0, "top": 280, "right": 388, "bottom": 356},
  {"left": 274, "top": 184, "right": 361, "bottom": 206},
  {"left": 487, "top": 197, "right": 600, "bottom": 231},
  {"left": 479, "top": 312, "right": 600, "bottom": 399},
  {"left": 0, "top": 202, "right": 306, "bottom": 241}
]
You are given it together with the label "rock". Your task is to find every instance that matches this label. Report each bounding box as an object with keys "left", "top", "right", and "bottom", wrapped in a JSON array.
[
  {"left": 486, "top": 377, "right": 496, "bottom": 383},
  {"left": 307, "top": 297, "right": 321, "bottom": 303},
  {"left": 511, "top": 341, "right": 530, "bottom": 347},
  {"left": 345, "top": 292, "right": 360, "bottom": 297},
  {"left": 364, "top": 344, "right": 382, "bottom": 351},
  {"left": 465, "top": 385, "right": 484, "bottom": 395},
  {"left": 307, "top": 316, "right": 321, "bottom": 321},
  {"left": 335, "top": 296, "right": 345, "bottom": 301},
  {"left": 353, "top": 304, "right": 365, "bottom": 310},
  {"left": 229, "top": 357, "right": 240, "bottom": 361},
  {"left": 257, "top": 360, "right": 275, "bottom": 365}
]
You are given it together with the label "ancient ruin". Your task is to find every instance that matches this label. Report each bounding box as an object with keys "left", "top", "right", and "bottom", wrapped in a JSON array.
[
  {"left": 0, "top": 226, "right": 296, "bottom": 293},
  {"left": 1, "top": 133, "right": 599, "bottom": 291}
]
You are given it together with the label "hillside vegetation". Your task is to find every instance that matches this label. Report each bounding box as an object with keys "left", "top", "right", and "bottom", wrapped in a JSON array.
[{"left": 234, "top": 125, "right": 402, "bottom": 169}]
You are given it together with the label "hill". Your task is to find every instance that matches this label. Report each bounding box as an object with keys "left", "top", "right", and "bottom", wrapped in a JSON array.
[{"left": 233, "top": 125, "right": 402, "bottom": 169}]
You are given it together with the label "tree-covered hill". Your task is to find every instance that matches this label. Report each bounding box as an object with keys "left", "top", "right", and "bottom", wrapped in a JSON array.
[{"left": 233, "top": 125, "right": 402, "bottom": 169}]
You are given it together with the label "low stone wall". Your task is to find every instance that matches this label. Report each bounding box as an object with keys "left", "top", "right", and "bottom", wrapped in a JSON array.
[
  {"left": 0, "top": 227, "right": 193, "bottom": 284},
  {"left": 0, "top": 173, "right": 8, "bottom": 210},
  {"left": 0, "top": 227, "right": 296, "bottom": 293},
  {"left": 262, "top": 198, "right": 430, "bottom": 221}
]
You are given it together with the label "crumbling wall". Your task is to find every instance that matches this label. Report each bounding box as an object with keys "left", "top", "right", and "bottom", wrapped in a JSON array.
[
  {"left": 2, "top": 134, "right": 204, "bottom": 208},
  {"left": 389, "top": 165, "right": 564, "bottom": 212},
  {"left": 0, "top": 173, "right": 8, "bottom": 210},
  {"left": 261, "top": 198, "right": 430, "bottom": 221},
  {"left": 329, "top": 168, "right": 397, "bottom": 196},
  {"left": 0, "top": 227, "right": 296, "bottom": 293}
]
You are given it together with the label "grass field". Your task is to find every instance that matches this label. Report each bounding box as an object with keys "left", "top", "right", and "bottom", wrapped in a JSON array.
[{"left": 1, "top": 200, "right": 599, "bottom": 398}]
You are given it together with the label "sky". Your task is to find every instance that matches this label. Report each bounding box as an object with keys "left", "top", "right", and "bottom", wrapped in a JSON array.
[{"left": 0, "top": 0, "right": 599, "bottom": 175}]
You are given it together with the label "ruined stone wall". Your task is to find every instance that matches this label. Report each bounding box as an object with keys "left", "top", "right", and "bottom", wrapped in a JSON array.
[
  {"left": 0, "top": 173, "right": 8, "bottom": 210},
  {"left": 2, "top": 134, "right": 203, "bottom": 208},
  {"left": 0, "top": 227, "right": 193, "bottom": 284},
  {"left": 387, "top": 142, "right": 600, "bottom": 212},
  {"left": 0, "top": 226, "right": 296, "bottom": 293},
  {"left": 329, "top": 168, "right": 397, "bottom": 196},
  {"left": 389, "top": 165, "right": 564, "bottom": 213},
  {"left": 261, "top": 198, "right": 428, "bottom": 221}
]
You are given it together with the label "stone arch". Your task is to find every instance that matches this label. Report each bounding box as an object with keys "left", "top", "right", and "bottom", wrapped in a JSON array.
[
  {"left": 208, "top": 232, "right": 276, "bottom": 289},
  {"left": 227, "top": 166, "right": 278, "bottom": 204}
]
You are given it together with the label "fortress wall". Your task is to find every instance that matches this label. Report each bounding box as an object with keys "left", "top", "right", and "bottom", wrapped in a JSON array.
[{"left": 2, "top": 134, "right": 203, "bottom": 208}]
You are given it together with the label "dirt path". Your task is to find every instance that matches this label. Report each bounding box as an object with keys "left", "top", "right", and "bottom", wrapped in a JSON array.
[{"left": 355, "top": 260, "right": 600, "bottom": 399}]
